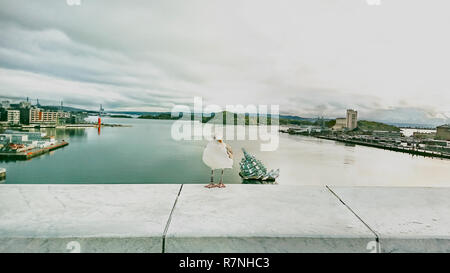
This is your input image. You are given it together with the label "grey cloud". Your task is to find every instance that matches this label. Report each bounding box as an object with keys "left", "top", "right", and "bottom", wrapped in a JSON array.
[
  {"left": 0, "top": 0, "right": 449, "bottom": 124},
  {"left": 365, "top": 107, "right": 450, "bottom": 126}
]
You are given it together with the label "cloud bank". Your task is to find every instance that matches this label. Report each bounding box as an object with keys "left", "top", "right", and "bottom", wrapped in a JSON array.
[{"left": 0, "top": 0, "right": 449, "bottom": 125}]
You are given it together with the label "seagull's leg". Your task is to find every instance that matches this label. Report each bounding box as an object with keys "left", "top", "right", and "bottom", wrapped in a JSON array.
[
  {"left": 205, "top": 169, "right": 215, "bottom": 188},
  {"left": 218, "top": 169, "right": 226, "bottom": 188}
]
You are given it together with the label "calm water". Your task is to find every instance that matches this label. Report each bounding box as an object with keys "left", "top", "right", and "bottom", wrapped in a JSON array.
[{"left": 1, "top": 117, "right": 449, "bottom": 186}]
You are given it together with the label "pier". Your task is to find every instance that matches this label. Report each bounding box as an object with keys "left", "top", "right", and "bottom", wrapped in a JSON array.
[
  {"left": 0, "top": 184, "right": 448, "bottom": 253},
  {"left": 0, "top": 141, "right": 69, "bottom": 160},
  {"left": 317, "top": 136, "right": 450, "bottom": 159}
]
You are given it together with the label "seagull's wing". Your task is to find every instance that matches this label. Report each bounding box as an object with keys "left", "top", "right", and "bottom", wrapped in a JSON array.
[{"left": 226, "top": 144, "right": 233, "bottom": 159}]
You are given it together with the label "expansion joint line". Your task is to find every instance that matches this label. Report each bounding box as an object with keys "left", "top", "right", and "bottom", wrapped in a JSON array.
[
  {"left": 326, "top": 185, "right": 381, "bottom": 253},
  {"left": 162, "top": 184, "right": 183, "bottom": 253}
]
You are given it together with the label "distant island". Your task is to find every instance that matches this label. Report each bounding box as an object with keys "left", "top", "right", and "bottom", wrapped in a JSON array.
[
  {"left": 109, "top": 114, "right": 133, "bottom": 118},
  {"left": 139, "top": 111, "right": 300, "bottom": 125},
  {"left": 139, "top": 112, "right": 180, "bottom": 120}
]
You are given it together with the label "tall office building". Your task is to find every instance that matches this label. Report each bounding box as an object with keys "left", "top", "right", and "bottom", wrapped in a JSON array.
[
  {"left": 346, "top": 109, "right": 358, "bottom": 130},
  {"left": 19, "top": 101, "right": 32, "bottom": 125}
]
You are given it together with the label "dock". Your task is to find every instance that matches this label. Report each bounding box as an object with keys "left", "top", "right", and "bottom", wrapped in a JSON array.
[
  {"left": 317, "top": 136, "right": 450, "bottom": 159},
  {"left": 0, "top": 141, "right": 69, "bottom": 160},
  {"left": 0, "top": 184, "right": 448, "bottom": 253}
]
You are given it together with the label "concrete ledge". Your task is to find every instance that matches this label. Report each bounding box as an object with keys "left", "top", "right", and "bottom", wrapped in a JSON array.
[
  {"left": 0, "top": 237, "right": 160, "bottom": 253},
  {"left": 165, "top": 185, "right": 376, "bottom": 253},
  {"left": 329, "top": 186, "right": 450, "bottom": 253},
  {"left": 1, "top": 184, "right": 449, "bottom": 253},
  {"left": 0, "top": 184, "right": 181, "bottom": 253}
]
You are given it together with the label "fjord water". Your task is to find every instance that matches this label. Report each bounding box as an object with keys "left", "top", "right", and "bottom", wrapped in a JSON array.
[{"left": 2, "top": 117, "right": 449, "bottom": 186}]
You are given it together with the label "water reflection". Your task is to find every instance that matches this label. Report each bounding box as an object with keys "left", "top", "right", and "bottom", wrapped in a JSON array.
[{"left": 42, "top": 128, "right": 88, "bottom": 140}]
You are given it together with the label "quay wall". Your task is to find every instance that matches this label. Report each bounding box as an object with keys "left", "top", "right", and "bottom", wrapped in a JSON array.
[{"left": 317, "top": 136, "right": 450, "bottom": 159}]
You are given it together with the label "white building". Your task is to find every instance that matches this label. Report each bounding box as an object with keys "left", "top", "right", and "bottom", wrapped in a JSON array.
[
  {"left": 7, "top": 110, "right": 20, "bottom": 124},
  {"left": 333, "top": 118, "right": 347, "bottom": 131},
  {"left": 0, "top": 131, "right": 54, "bottom": 151},
  {"left": 333, "top": 109, "right": 358, "bottom": 131},
  {"left": 4, "top": 130, "right": 45, "bottom": 140},
  {"left": 29, "top": 108, "right": 58, "bottom": 124}
]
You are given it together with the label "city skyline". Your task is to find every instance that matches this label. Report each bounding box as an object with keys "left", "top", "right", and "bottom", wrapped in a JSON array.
[{"left": 0, "top": 0, "right": 450, "bottom": 125}]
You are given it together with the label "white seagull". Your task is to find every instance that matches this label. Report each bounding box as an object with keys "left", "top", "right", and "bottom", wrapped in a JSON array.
[{"left": 202, "top": 136, "right": 233, "bottom": 188}]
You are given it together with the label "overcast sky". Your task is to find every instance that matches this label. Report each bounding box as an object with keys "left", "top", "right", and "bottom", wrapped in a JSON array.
[{"left": 0, "top": 0, "right": 449, "bottom": 125}]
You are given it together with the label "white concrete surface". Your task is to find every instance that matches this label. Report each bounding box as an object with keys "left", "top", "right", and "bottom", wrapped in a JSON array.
[
  {"left": 329, "top": 186, "right": 450, "bottom": 253},
  {"left": 0, "top": 184, "right": 181, "bottom": 253},
  {"left": 1, "top": 184, "right": 449, "bottom": 253},
  {"left": 165, "top": 185, "right": 376, "bottom": 253}
]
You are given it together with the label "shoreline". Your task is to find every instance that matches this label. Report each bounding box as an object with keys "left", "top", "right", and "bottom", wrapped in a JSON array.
[
  {"left": 2, "top": 123, "right": 131, "bottom": 130},
  {"left": 316, "top": 135, "right": 450, "bottom": 160}
]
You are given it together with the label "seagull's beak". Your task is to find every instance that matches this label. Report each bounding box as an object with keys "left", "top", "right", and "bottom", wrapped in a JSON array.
[{"left": 218, "top": 139, "right": 223, "bottom": 143}]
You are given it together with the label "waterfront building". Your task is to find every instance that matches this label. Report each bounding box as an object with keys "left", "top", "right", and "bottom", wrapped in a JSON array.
[
  {"left": 4, "top": 130, "right": 46, "bottom": 140},
  {"left": 333, "top": 118, "right": 347, "bottom": 131},
  {"left": 0, "top": 131, "right": 56, "bottom": 152},
  {"left": 41, "top": 111, "right": 58, "bottom": 123},
  {"left": 7, "top": 110, "right": 20, "bottom": 124},
  {"left": 11, "top": 134, "right": 28, "bottom": 143},
  {"left": 332, "top": 109, "right": 358, "bottom": 131},
  {"left": 29, "top": 108, "right": 58, "bottom": 124},
  {"left": 436, "top": 124, "right": 450, "bottom": 140},
  {"left": 58, "top": 111, "right": 71, "bottom": 119},
  {"left": 19, "top": 108, "right": 30, "bottom": 125},
  {"left": 29, "top": 108, "right": 41, "bottom": 123},
  {"left": 346, "top": 109, "right": 358, "bottom": 130},
  {"left": 18, "top": 101, "right": 32, "bottom": 125},
  {"left": 0, "top": 100, "right": 73, "bottom": 125},
  {"left": 0, "top": 134, "right": 29, "bottom": 144}
]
